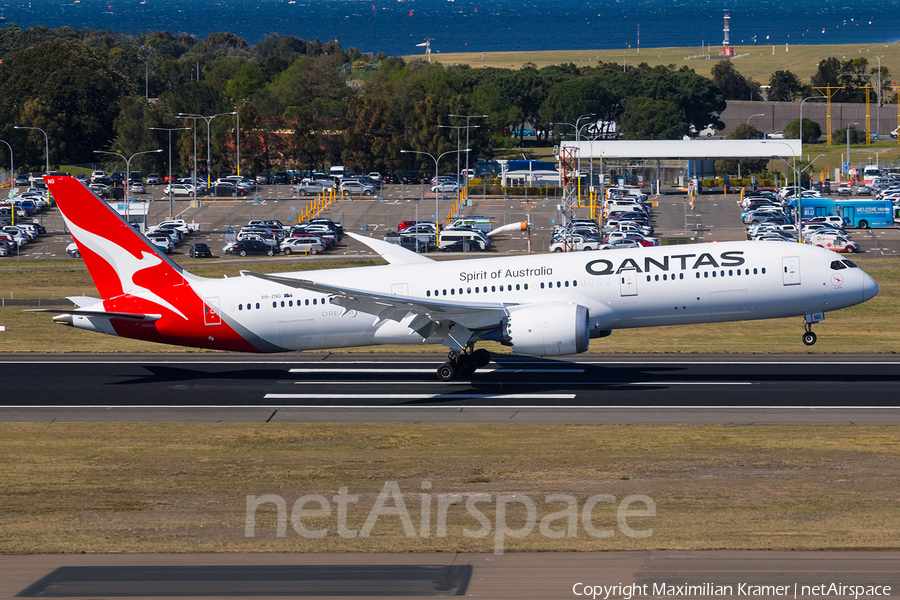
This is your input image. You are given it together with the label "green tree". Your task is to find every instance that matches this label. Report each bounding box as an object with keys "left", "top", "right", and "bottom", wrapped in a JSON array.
[
  {"left": 767, "top": 70, "right": 804, "bottom": 102},
  {"left": 620, "top": 97, "right": 686, "bottom": 140},
  {"left": 784, "top": 118, "right": 821, "bottom": 144},
  {"left": 0, "top": 39, "right": 134, "bottom": 165},
  {"left": 711, "top": 61, "right": 762, "bottom": 101}
]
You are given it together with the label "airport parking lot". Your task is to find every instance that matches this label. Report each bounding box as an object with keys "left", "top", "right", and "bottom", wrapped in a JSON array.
[{"left": 5, "top": 183, "right": 900, "bottom": 263}]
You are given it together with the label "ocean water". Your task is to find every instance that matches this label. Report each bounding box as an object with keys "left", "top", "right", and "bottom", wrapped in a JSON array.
[{"left": 1, "top": 0, "right": 898, "bottom": 57}]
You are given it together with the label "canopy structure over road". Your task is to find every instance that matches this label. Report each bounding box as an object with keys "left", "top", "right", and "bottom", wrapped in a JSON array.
[{"left": 559, "top": 139, "right": 801, "bottom": 159}]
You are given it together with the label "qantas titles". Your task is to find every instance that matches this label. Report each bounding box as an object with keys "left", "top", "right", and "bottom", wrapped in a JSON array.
[{"left": 586, "top": 251, "right": 746, "bottom": 276}]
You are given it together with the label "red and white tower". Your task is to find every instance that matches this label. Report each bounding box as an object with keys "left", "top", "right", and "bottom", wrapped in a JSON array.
[{"left": 722, "top": 12, "right": 733, "bottom": 56}]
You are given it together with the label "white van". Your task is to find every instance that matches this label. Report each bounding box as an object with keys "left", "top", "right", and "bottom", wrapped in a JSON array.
[
  {"left": 806, "top": 231, "right": 859, "bottom": 253},
  {"left": 438, "top": 230, "right": 488, "bottom": 251},
  {"left": 447, "top": 217, "right": 492, "bottom": 232},
  {"left": 329, "top": 166, "right": 347, "bottom": 180}
]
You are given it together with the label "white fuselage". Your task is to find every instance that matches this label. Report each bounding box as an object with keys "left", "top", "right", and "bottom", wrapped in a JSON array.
[{"left": 186, "top": 241, "right": 876, "bottom": 353}]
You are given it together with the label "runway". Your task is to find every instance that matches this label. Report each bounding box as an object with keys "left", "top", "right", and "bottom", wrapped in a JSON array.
[
  {"left": 3, "top": 353, "right": 899, "bottom": 423},
  {"left": 3, "top": 551, "right": 899, "bottom": 599}
]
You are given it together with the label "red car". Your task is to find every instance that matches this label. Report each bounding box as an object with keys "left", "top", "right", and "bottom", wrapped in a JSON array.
[{"left": 397, "top": 220, "right": 430, "bottom": 231}]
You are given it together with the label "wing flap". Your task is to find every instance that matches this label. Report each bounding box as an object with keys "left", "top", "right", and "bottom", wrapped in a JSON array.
[{"left": 241, "top": 270, "right": 508, "bottom": 331}]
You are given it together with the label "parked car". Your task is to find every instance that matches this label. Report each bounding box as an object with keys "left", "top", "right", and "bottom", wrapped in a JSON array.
[
  {"left": 293, "top": 180, "right": 330, "bottom": 196},
  {"left": 281, "top": 236, "right": 325, "bottom": 255},
  {"left": 401, "top": 171, "right": 421, "bottom": 185},
  {"left": 226, "top": 239, "right": 278, "bottom": 257},
  {"left": 189, "top": 242, "right": 212, "bottom": 258},
  {"left": 129, "top": 181, "right": 146, "bottom": 194},
  {"left": 146, "top": 173, "right": 161, "bottom": 185},
  {"left": 66, "top": 242, "right": 81, "bottom": 258},
  {"left": 768, "top": 131, "right": 785, "bottom": 139},
  {"left": 256, "top": 173, "right": 271, "bottom": 185},
  {"left": 431, "top": 181, "right": 460, "bottom": 193},
  {"left": 208, "top": 184, "right": 249, "bottom": 197},
  {"left": 340, "top": 179, "right": 376, "bottom": 195},
  {"left": 856, "top": 184, "right": 874, "bottom": 196},
  {"left": 15, "top": 173, "right": 30, "bottom": 186},
  {"left": 271, "top": 172, "right": 291, "bottom": 185},
  {"left": 163, "top": 183, "right": 196, "bottom": 196}
]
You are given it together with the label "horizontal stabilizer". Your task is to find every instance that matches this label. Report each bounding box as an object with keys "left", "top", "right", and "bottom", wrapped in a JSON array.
[{"left": 26, "top": 308, "right": 162, "bottom": 321}]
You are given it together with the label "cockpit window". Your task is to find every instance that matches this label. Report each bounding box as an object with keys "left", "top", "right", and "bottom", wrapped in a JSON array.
[
  {"left": 842, "top": 259, "right": 858, "bottom": 269},
  {"left": 830, "top": 260, "right": 846, "bottom": 270}
]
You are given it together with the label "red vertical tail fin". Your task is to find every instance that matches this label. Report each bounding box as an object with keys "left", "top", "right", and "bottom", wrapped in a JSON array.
[{"left": 46, "top": 176, "right": 186, "bottom": 302}]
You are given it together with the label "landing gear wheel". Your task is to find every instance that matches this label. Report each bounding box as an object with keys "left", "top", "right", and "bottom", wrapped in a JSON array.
[
  {"left": 456, "top": 355, "right": 476, "bottom": 378},
  {"left": 437, "top": 362, "right": 457, "bottom": 381},
  {"left": 802, "top": 331, "right": 817, "bottom": 346},
  {"left": 473, "top": 348, "right": 491, "bottom": 368}
]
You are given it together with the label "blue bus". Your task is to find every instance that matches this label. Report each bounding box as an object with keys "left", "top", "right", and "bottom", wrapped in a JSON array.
[{"left": 788, "top": 198, "right": 895, "bottom": 228}]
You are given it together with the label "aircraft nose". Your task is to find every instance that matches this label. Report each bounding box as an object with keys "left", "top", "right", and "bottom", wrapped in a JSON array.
[{"left": 862, "top": 272, "right": 880, "bottom": 303}]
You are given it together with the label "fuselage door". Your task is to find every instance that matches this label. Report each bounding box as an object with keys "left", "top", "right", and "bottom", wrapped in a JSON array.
[
  {"left": 204, "top": 297, "right": 221, "bottom": 325},
  {"left": 782, "top": 256, "right": 801, "bottom": 286},
  {"left": 391, "top": 283, "right": 409, "bottom": 296},
  {"left": 619, "top": 269, "right": 638, "bottom": 297}
]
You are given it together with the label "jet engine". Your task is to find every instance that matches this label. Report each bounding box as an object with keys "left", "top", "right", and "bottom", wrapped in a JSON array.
[{"left": 501, "top": 302, "right": 589, "bottom": 356}]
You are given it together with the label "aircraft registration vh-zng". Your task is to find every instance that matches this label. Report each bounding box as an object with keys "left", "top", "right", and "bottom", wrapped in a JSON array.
[{"left": 42, "top": 176, "right": 879, "bottom": 381}]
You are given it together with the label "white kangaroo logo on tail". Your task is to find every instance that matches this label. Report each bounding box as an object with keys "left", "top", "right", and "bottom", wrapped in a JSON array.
[{"left": 66, "top": 218, "right": 188, "bottom": 320}]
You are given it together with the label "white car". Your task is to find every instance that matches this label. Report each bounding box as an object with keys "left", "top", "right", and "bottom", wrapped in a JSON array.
[
  {"left": 129, "top": 181, "right": 146, "bottom": 194},
  {"left": 431, "top": 182, "right": 460, "bottom": 193},
  {"left": 280, "top": 236, "right": 325, "bottom": 255},
  {"left": 66, "top": 242, "right": 81, "bottom": 258},
  {"left": 768, "top": 131, "right": 785, "bottom": 139},
  {"left": 163, "top": 183, "right": 196, "bottom": 196},
  {"left": 148, "top": 236, "right": 174, "bottom": 253}
]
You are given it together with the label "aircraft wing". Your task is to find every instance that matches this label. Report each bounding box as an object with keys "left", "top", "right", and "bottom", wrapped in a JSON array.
[
  {"left": 346, "top": 232, "right": 434, "bottom": 265},
  {"left": 241, "top": 271, "right": 509, "bottom": 336}
]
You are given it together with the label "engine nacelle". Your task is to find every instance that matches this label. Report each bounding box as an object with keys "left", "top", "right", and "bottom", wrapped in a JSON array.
[{"left": 502, "top": 302, "right": 590, "bottom": 357}]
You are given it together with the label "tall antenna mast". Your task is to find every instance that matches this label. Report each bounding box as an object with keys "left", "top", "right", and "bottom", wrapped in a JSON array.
[{"left": 722, "top": 12, "right": 733, "bottom": 56}]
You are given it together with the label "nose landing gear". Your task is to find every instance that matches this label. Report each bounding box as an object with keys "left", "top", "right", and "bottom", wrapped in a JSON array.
[
  {"left": 802, "top": 312, "right": 824, "bottom": 346},
  {"left": 436, "top": 345, "right": 492, "bottom": 381}
]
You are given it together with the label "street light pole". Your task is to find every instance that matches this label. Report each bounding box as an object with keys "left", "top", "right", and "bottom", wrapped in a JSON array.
[
  {"left": 178, "top": 111, "right": 238, "bottom": 187},
  {"left": 14, "top": 125, "right": 49, "bottom": 175},
  {"left": 94, "top": 148, "right": 163, "bottom": 222},
  {"left": 797, "top": 95, "right": 825, "bottom": 234},
  {"left": 0, "top": 139, "right": 13, "bottom": 188},
  {"left": 876, "top": 55, "right": 884, "bottom": 139},
  {"left": 747, "top": 113, "right": 765, "bottom": 126},
  {"left": 845, "top": 122, "right": 858, "bottom": 181},
  {"left": 449, "top": 114, "right": 487, "bottom": 202},
  {"left": 401, "top": 148, "right": 470, "bottom": 247},
  {"left": 149, "top": 126, "right": 190, "bottom": 220}
]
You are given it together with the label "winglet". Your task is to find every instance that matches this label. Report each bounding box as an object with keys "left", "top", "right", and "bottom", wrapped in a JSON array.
[{"left": 347, "top": 232, "right": 434, "bottom": 265}]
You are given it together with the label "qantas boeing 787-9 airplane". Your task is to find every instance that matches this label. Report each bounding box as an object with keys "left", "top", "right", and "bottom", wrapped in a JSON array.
[{"left": 42, "top": 176, "right": 879, "bottom": 380}]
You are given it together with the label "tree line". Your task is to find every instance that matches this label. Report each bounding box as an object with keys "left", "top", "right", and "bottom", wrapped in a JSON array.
[{"left": 0, "top": 25, "right": 887, "bottom": 178}]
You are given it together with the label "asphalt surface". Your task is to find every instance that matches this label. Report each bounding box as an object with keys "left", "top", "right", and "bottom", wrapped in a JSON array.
[
  {"left": 7, "top": 183, "right": 900, "bottom": 262},
  {"left": 3, "top": 551, "right": 899, "bottom": 599},
  {"left": 2, "top": 354, "right": 899, "bottom": 423}
]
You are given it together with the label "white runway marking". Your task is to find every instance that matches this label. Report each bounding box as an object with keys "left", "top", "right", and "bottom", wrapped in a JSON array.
[{"left": 265, "top": 393, "right": 578, "bottom": 400}]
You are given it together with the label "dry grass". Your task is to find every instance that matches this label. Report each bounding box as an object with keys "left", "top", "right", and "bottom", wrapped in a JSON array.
[
  {"left": 1, "top": 423, "right": 899, "bottom": 554},
  {"left": 413, "top": 42, "right": 900, "bottom": 85}
]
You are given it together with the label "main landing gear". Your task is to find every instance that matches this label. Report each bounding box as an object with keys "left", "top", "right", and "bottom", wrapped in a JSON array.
[{"left": 437, "top": 345, "right": 492, "bottom": 381}]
